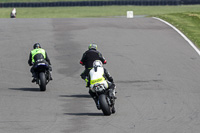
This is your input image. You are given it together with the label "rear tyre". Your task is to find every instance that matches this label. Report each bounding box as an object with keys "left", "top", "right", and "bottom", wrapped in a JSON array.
[
  {"left": 39, "top": 72, "right": 46, "bottom": 91},
  {"left": 99, "top": 94, "right": 111, "bottom": 116}
]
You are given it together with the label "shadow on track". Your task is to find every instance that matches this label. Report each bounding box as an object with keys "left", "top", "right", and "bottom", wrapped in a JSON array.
[
  {"left": 9, "top": 88, "right": 40, "bottom": 92},
  {"left": 64, "top": 113, "right": 103, "bottom": 116},
  {"left": 60, "top": 94, "right": 91, "bottom": 98}
]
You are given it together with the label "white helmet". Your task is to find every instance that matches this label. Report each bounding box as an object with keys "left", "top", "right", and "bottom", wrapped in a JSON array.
[{"left": 93, "top": 60, "right": 103, "bottom": 68}]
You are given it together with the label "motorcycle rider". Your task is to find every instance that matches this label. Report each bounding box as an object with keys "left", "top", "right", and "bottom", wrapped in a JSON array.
[
  {"left": 28, "top": 43, "right": 52, "bottom": 83},
  {"left": 10, "top": 8, "right": 16, "bottom": 18},
  {"left": 88, "top": 60, "right": 116, "bottom": 111},
  {"left": 80, "top": 43, "right": 107, "bottom": 87}
]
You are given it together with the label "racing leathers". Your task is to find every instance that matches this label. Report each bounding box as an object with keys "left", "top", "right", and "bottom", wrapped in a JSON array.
[
  {"left": 80, "top": 48, "right": 107, "bottom": 85},
  {"left": 28, "top": 48, "right": 52, "bottom": 82}
]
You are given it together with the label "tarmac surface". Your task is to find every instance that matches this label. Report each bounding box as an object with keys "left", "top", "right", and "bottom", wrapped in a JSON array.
[{"left": 0, "top": 18, "right": 200, "bottom": 133}]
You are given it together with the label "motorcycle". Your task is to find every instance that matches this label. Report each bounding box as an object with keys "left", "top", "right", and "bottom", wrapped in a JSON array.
[
  {"left": 90, "top": 83, "right": 116, "bottom": 116},
  {"left": 34, "top": 62, "right": 51, "bottom": 91}
]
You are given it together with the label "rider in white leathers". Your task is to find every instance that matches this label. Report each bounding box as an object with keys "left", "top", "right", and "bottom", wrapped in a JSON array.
[
  {"left": 10, "top": 8, "right": 16, "bottom": 18},
  {"left": 89, "top": 63, "right": 108, "bottom": 89},
  {"left": 88, "top": 60, "right": 116, "bottom": 109}
]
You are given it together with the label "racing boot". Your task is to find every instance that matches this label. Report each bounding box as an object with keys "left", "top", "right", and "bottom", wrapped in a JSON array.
[
  {"left": 85, "top": 77, "right": 89, "bottom": 87},
  {"left": 49, "top": 71, "right": 53, "bottom": 80},
  {"left": 32, "top": 78, "right": 36, "bottom": 83},
  {"left": 109, "top": 89, "right": 116, "bottom": 113},
  {"left": 86, "top": 81, "right": 89, "bottom": 88},
  {"left": 108, "top": 89, "right": 117, "bottom": 99},
  {"left": 49, "top": 66, "right": 53, "bottom": 80},
  {"left": 31, "top": 72, "right": 36, "bottom": 83},
  {"left": 112, "top": 106, "right": 116, "bottom": 114}
]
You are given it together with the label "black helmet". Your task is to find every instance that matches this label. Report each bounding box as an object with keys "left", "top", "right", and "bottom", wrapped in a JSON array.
[{"left": 33, "top": 43, "right": 41, "bottom": 49}]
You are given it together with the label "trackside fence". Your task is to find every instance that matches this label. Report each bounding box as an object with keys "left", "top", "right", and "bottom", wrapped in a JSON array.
[{"left": 0, "top": 0, "right": 200, "bottom": 7}]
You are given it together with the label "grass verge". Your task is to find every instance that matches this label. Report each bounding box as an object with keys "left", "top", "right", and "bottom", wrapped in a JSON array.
[
  {"left": 156, "top": 12, "right": 200, "bottom": 48},
  {"left": 1, "top": 5, "right": 200, "bottom": 18}
]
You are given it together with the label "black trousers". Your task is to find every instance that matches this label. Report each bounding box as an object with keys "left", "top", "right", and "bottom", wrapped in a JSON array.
[{"left": 80, "top": 68, "right": 91, "bottom": 80}]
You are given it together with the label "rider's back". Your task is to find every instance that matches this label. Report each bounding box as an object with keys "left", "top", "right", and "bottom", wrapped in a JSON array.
[
  {"left": 90, "top": 67, "right": 104, "bottom": 81},
  {"left": 83, "top": 49, "right": 102, "bottom": 68}
]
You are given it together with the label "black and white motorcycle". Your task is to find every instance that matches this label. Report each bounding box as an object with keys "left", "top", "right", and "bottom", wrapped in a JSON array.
[{"left": 91, "top": 83, "right": 116, "bottom": 116}]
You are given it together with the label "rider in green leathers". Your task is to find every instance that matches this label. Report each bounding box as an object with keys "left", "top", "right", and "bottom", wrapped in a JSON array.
[{"left": 28, "top": 43, "right": 52, "bottom": 82}]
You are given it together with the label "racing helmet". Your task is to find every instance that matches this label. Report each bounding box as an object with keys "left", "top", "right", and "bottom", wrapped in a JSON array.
[
  {"left": 33, "top": 43, "right": 41, "bottom": 49},
  {"left": 88, "top": 43, "right": 97, "bottom": 50},
  {"left": 93, "top": 60, "right": 103, "bottom": 68}
]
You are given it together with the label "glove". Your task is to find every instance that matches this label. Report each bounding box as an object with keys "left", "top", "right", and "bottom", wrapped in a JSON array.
[{"left": 80, "top": 61, "right": 84, "bottom": 66}]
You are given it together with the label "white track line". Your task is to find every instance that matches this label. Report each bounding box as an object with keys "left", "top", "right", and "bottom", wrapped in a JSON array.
[{"left": 153, "top": 17, "right": 200, "bottom": 56}]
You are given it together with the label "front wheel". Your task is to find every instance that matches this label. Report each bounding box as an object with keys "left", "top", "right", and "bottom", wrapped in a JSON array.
[
  {"left": 99, "top": 94, "right": 111, "bottom": 116},
  {"left": 39, "top": 72, "right": 46, "bottom": 91}
]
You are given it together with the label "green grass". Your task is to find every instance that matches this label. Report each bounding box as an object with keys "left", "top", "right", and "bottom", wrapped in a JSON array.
[
  {"left": 156, "top": 12, "right": 200, "bottom": 48},
  {"left": 0, "top": 5, "right": 200, "bottom": 48},
  {"left": 1, "top": 5, "right": 200, "bottom": 18}
]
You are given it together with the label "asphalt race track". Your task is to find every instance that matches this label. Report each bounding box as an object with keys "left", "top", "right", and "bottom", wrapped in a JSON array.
[{"left": 0, "top": 17, "right": 200, "bottom": 133}]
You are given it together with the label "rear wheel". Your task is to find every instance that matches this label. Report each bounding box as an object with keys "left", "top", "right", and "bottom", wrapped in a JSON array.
[
  {"left": 99, "top": 94, "right": 111, "bottom": 116},
  {"left": 39, "top": 72, "right": 46, "bottom": 91}
]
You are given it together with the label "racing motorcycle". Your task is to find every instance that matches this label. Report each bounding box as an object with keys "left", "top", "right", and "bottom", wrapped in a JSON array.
[
  {"left": 91, "top": 83, "right": 116, "bottom": 116},
  {"left": 34, "top": 62, "right": 51, "bottom": 91}
]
